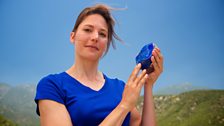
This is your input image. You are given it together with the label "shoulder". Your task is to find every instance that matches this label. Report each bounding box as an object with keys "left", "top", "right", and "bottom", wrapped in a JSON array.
[
  {"left": 36, "top": 72, "right": 67, "bottom": 92},
  {"left": 35, "top": 72, "right": 67, "bottom": 101},
  {"left": 35, "top": 72, "right": 68, "bottom": 115},
  {"left": 104, "top": 74, "right": 126, "bottom": 88},
  {"left": 38, "top": 72, "right": 64, "bottom": 85},
  {"left": 104, "top": 74, "right": 125, "bottom": 83}
]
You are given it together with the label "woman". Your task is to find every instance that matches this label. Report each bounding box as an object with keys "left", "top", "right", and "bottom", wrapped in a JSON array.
[{"left": 35, "top": 4, "right": 163, "bottom": 126}]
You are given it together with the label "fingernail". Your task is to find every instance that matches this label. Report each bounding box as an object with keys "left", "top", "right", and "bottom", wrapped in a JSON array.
[
  {"left": 145, "top": 74, "right": 148, "bottom": 78},
  {"left": 138, "top": 63, "right": 141, "bottom": 67}
]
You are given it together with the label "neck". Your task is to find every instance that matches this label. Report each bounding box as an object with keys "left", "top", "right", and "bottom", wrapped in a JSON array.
[{"left": 67, "top": 56, "right": 101, "bottom": 81}]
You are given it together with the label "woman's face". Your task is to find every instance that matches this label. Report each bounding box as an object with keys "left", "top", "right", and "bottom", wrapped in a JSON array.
[{"left": 71, "top": 14, "right": 108, "bottom": 61}]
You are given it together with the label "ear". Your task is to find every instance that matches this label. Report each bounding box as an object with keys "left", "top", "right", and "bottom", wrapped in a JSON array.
[{"left": 70, "top": 32, "right": 76, "bottom": 44}]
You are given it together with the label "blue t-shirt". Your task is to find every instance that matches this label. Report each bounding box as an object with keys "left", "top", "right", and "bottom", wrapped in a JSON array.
[{"left": 35, "top": 72, "right": 130, "bottom": 126}]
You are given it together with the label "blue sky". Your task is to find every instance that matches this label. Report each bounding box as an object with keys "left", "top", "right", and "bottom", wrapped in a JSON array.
[{"left": 0, "top": 0, "right": 224, "bottom": 91}]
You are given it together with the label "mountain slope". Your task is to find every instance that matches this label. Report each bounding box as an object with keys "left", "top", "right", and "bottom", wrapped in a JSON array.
[
  {"left": 0, "top": 84, "right": 39, "bottom": 126},
  {"left": 154, "top": 83, "right": 208, "bottom": 95},
  {"left": 138, "top": 90, "right": 224, "bottom": 126},
  {"left": 0, "top": 115, "right": 18, "bottom": 126},
  {"left": 1, "top": 83, "right": 224, "bottom": 126}
]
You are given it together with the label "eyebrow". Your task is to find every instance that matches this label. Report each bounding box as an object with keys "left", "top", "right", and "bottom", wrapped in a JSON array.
[{"left": 83, "top": 24, "right": 108, "bottom": 33}]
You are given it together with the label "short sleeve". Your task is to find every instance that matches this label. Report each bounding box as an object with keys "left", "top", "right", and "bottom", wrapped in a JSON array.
[{"left": 34, "top": 75, "right": 65, "bottom": 115}]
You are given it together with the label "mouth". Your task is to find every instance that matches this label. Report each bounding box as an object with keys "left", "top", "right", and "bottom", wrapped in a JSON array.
[{"left": 85, "top": 45, "right": 99, "bottom": 51}]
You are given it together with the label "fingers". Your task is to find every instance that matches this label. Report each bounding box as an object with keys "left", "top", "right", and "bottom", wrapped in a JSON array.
[
  {"left": 156, "top": 48, "right": 164, "bottom": 68},
  {"left": 128, "top": 63, "right": 141, "bottom": 83},
  {"left": 137, "top": 74, "right": 148, "bottom": 89},
  {"left": 153, "top": 48, "right": 163, "bottom": 68},
  {"left": 151, "top": 56, "right": 159, "bottom": 73},
  {"left": 134, "top": 69, "right": 147, "bottom": 84},
  {"left": 152, "top": 47, "right": 163, "bottom": 73},
  {"left": 127, "top": 63, "right": 148, "bottom": 88}
]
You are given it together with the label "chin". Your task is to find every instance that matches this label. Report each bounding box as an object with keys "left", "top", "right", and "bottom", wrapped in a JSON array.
[{"left": 83, "top": 53, "right": 103, "bottom": 61}]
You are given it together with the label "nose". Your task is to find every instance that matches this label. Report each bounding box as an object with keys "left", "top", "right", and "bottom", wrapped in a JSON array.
[{"left": 91, "top": 31, "right": 99, "bottom": 42}]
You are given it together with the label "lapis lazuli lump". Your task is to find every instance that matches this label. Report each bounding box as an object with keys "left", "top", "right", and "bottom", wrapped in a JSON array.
[{"left": 135, "top": 43, "right": 156, "bottom": 70}]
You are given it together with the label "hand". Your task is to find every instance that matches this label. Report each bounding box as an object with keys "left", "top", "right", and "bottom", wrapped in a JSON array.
[
  {"left": 146, "top": 47, "right": 164, "bottom": 88},
  {"left": 120, "top": 63, "right": 148, "bottom": 111}
]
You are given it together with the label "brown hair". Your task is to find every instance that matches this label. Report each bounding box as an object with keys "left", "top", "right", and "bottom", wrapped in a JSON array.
[{"left": 72, "top": 4, "right": 121, "bottom": 55}]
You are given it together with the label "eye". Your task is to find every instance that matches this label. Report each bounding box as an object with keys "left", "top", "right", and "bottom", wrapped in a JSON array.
[
  {"left": 99, "top": 32, "right": 106, "bottom": 38},
  {"left": 83, "top": 28, "right": 92, "bottom": 32}
]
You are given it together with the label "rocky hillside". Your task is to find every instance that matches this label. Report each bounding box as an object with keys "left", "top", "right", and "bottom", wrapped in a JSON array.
[
  {"left": 138, "top": 90, "right": 224, "bottom": 126},
  {"left": 0, "top": 83, "right": 39, "bottom": 126},
  {"left": 0, "top": 115, "right": 18, "bottom": 126},
  {"left": 0, "top": 83, "right": 224, "bottom": 126},
  {"left": 154, "top": 83, "right": 208, "bottom": 95}
]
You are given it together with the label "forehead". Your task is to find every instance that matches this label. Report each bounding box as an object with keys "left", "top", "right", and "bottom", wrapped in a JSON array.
[{"left": 79, "top": 14, "right": 108, "bottom": 31}]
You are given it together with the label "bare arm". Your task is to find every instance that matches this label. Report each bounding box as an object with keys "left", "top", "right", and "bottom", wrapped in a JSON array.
[
  {"left": 39, "top": 99, "right": 129, "bottom": 126},
  {"left": 130, "top": 107, "right": 141, "bottom": 126},
  {"left": 38, "top": 100, "right": 73, "bottom": 126},
  {"left": 141, "top": 85, "right": 156, "bottom": 126},
  {"left": 38, "top": 64, "right": 148, "bottom": 126},
  {"left": 99, "top": 103, "right": 129, "bottom": 126},
  {"left": 100, "top": 64, "right": 148, "bottom": 126},
  {"left": 141, "top": 47, "right": 163, "bottom": 126},
  {"left": 101, "top": 47, "right": 163, "bottom": 126}
]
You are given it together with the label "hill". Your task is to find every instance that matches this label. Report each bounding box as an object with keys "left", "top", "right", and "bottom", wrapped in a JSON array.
[
  {"left": 138, "top": 90, "right": 224, "bottom": 126},
  {"left": 154, "top": 83, "right": 208, "bottom": 95},
  {"left": 0, "top": 83, "right": 223, "bottom": 126},
  {"left": 0, "top": 83, "right": 39, "bottom": 126},
  {"left": 0, "top": 115, "right": 18, "bottom": 126}
]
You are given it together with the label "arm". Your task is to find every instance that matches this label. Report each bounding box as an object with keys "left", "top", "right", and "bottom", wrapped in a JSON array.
[
  {"left": 38, "top": 100, "right": 73, "bottom": 126},
  {"left": 38, "top": 64, "right": 148, "bottom": 126},
  {"left": 141, "top": 47, "right": 163, "bottom": 126},
  {"left": 99, "top": 103, "right": 129, "bottom": 126},
  {"left": 141, "top": 85, "right": 156, "bottom": 126},
  {"left": 130, "top": 107, "right": 141, "bottom": 126},
  {"left": 103, "top": 105, "right": 142, "bottom": 126},
  {"left": 100, "top": 64, "right": 148, "bottom": 126}
]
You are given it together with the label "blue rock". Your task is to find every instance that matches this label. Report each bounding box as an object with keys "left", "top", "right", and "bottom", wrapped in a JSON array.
[{"left": 135, "top": 43, "right": 156, "bottom": 70}]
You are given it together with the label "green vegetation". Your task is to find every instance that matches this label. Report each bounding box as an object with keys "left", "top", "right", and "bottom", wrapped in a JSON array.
[
  {"left": 0, "top": 115, "right": 18, "bottom": 126},
  {"left": 138, "top": 90, "right": 224, "bottom": 126},
  {"left": 154, "top": 83, "right": 208, "bottom": 95},
  {"left": 0, "top": 84, "right": 39, "bottom": 126},
  {"left": 1, "top": 83, "right": 223, "bottom": 126}
]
